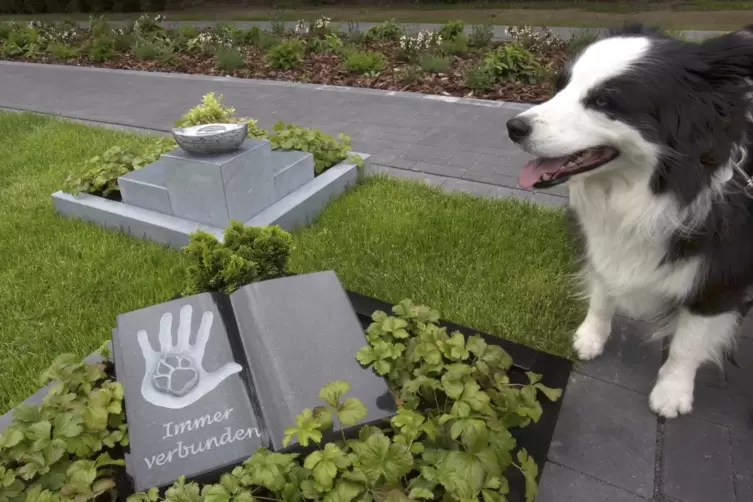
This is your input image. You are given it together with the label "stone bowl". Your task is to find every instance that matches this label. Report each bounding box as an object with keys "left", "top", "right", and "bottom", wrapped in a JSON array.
[{"left": 172, "top": 122, "right": 248, "bottom": 155}]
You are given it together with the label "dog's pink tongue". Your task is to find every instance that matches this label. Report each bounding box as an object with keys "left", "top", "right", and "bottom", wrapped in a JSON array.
[{"left": 519, "top": 158, "right": 566, "bottom": 189}]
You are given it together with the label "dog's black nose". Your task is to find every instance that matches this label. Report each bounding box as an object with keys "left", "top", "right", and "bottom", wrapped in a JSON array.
[{"left": 506, "top": 117, "right": 532, "bottom": 142}]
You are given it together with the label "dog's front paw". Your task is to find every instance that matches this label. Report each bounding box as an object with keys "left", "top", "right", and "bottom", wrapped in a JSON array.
[
  {"left": 573, "top": 320, "right": 609, "bottom": 360},
  {"left": 649, "top": 373, "right": 694, "bottom": 418}
]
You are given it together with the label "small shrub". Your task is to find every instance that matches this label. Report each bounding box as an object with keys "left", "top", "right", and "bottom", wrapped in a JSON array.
[
  {"left": 242, "top": 25, "right": 261, "bottom": 45},
  {"left": 268, "top": 120, "right": 356, "bottom": 174},
  {"left": 469, "top": 23, "right": 494, "bottom": 48},
  {"left": 182, "top": 222, "right": 292, "bottom": 296},
  {"left": 7, "top": 24, "right": 37, "bottom": 48},
  {"left": 134, "top": 37, "right": 174, "bottom": 63},
  {"left": 265, "top": 39, "right": 305, "bottom": 70},
  {"left": 482, "top": 43, "right": 544, "bottom": 84},
  {"left": 173, "top": 24, "right": 200, "bottom": 48},
  {"left": 506, "top": 25, "right": 566, "bottom": 54},
  {"left": 418, "top": 54, "right": 451, "bottom": 74},
  {"left": 88, "top": 15, "right": 111, "bottom": 38},
  {"left": 47, "top": 42, "right": 79, "bottom": 59},
  {"left": 133, "top": 38, "right": 158, "bottom": 60},
  {"left": 343, "top": 50, "right": 386, "bottom": 75},
  {"left": 176, "top": 92, "right": 267, "bottom": 139},
  {"left": 567, "top": 29, "right": 599, "bottom": 55},
  {"left": 308, "top": 32, "right": 344, "bottom": 54},
  {"left": 87, "top": 36, "right": 116, "bottom": 62},
  {"left": 440, "top": 32, "right": 468, "bottom": 55},
  {"left": 214, "top": 46, "right": 245, "bottom": 71},
  {"left": 0, "top": 22, "right": 12, "bottom": 40},
  {"left": 465, "top": 65, "right": 495, "bottom": 91},
  {"left": 270, "top": 12, "right": 286, "bottom": 36},
  {"left": 438, "top": 19, "right": 465, "bottom": 41},
  {"left": 63, "top": 138, "right": 176, "bottom": 197},
  {"left": 255, "top": 31, "right": 281, "bottom": 51},
  {"left": 364, "top": 18, "right": 403, "bottom": 42},
  {"left": 397, "top": 30, "right": 442, "bottom": 62},
  {"left": 397, "top": 65, "right": 423, "bottom": 85},
  {"left": 113, "top": 32, "right": 134, "bottom": 52}
]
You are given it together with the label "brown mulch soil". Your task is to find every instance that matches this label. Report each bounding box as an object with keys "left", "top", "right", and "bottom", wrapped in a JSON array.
[{"left": 11, "top": 43, "right": 567, "bottom": 104}]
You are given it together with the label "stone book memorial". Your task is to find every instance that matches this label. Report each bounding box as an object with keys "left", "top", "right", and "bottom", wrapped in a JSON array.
[{"left": 111, "top": 271, "right": 397, "bottom": 492}]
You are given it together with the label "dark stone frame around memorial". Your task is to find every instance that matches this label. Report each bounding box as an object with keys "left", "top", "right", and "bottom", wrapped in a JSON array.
[{"left": 0, "top": 289, "right": 572, "bottom": 502}]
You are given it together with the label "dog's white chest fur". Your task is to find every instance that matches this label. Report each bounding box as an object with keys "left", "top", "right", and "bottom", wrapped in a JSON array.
[{"left": 569, "top": 178, "right": 702, "bottom": 319}]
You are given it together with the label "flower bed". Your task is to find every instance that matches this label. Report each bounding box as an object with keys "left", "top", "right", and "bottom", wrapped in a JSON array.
[
  {"left": 0, "top": 15, "right": 579, "bottom": 103},
  {"left": 0, "top": 222, "right": 571, "bottom": 502}
]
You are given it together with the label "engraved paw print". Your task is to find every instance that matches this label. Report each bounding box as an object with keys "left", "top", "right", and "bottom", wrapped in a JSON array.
[
  {"left": 153, "top": 354, "right": 200, "bottom": 397},
  {"left": 137, "top": 304, "right": 242, "bottom": 410}
]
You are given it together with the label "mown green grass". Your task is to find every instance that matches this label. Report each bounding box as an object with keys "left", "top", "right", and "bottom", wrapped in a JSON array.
[{"left": 0, "top": 111, "right": 581, "bottom": 414}]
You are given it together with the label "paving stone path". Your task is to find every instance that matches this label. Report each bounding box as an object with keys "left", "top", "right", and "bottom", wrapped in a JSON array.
[{"left": 0, "top": 60, "right": 750, "bottom": 502}]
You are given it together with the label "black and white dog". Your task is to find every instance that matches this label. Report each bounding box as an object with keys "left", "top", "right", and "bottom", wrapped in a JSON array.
[{"left": 506, "top": 24, "right": 753, "bottom": 418}]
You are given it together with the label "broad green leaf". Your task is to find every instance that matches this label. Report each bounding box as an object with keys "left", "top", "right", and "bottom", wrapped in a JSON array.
[
  {"left": 534, "top": 383, "right": 563, "bottom": 402},
  {"left": 202, "top": 484, "right": 231, "bottom": 502},
  {"left": 323, "top": 480, "right": 362, "bottom": 502},
  {"left": 282, "top": 408, "right": 323, "bottom": 447},
  {"left": 355, "top": 346, "right": 376, "bottom": 366},
  {"left": 53, "top": 413, "right": 84, "bottom": 438},
  {"left": 337, "top": 398, "right": 367, "bottom": 426},
  {"left": 84, "top": 405, "right": 109, "bottom": 430},
  {"left": 516, "top": 450, "right": 539, "bottom": 502},
  {"left": 319, "top": 381, "right": 350, "bottom": 408},
  {"left": 352, "top": 435, "right": 413, "bottom": 484},
  {"left": 0, "top": 427, "right": 24, "bottom": 448},
  {"left": 408, "top": 487, "right": 435, "bottom": 500}
]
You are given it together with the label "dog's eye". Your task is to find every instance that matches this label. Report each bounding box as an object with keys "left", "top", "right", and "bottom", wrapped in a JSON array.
[{"left": 594, "top": 97, "right": 609, "bottom": 108}]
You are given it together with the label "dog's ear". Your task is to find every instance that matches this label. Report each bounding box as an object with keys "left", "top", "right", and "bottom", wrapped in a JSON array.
[
  {"left": 606, "top": 23, "right": 665, "bottom": 38},
  {"left": 698, "top": 28, "right": 753, "bottom": 82}
]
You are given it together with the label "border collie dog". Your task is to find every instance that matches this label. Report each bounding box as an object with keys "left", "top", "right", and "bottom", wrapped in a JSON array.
[{"left": 506, "top": 24, "right": 753, "bottom": 418}]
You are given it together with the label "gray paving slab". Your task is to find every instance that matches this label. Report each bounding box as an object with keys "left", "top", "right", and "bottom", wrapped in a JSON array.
[
  {"left": 536, "top": 463, "right": 649, "bottom": 502},
  {"left": 573, "top": 316, "right": 663, "bottom": 395},
  {"left": 547, "top": 372, "right": 657, "bottom": 499},
  {"left": 736, "top": 474, "right": 753, "bottom": 502},
  {"left": 661, "top": 417, "right": 735, "bottom": 502}
]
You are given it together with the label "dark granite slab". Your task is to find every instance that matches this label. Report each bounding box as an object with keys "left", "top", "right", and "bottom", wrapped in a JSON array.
[
  {"left": 229, "top": 270, "right": 397, "bottom": 450},
  {"left": 113, "top": 293, "right": 264, "bottom": 492}
]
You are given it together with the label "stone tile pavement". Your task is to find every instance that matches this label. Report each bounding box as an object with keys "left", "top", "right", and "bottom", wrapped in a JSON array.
[
  {"left": 0, "top": 61, "right": 750, "bottom": 501},
  {"left": 536, "top": 314, "right": 753, "bottom": 502}
]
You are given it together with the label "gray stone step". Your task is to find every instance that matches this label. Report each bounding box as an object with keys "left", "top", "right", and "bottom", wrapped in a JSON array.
[
  {"left": 271, "top": 150, "right": 314, "bottom": 200},
  {"left": 119, "top": 158, "right": 175, "bottom": 215}
]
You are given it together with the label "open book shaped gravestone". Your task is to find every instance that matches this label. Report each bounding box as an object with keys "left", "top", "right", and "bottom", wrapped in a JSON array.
[{"left": 112, "top": 271, "right": 397, "bottom": 493}]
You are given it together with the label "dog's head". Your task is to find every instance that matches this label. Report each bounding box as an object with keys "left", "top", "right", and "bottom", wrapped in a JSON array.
[{"left": 509, "top": 24, "right": 753, "bottom": 201}]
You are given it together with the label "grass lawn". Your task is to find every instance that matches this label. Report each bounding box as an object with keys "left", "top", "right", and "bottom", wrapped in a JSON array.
[
  {"left": 0, "top": 110, "right": 581, "bottom": 415},
  {"left": 2, "top": 1, "right": 752, "bottom": 30}
]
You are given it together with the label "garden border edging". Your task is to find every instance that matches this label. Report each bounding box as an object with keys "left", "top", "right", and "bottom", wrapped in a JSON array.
[{"left": 51, "top": 152, "right": 370, "bottom": 248}]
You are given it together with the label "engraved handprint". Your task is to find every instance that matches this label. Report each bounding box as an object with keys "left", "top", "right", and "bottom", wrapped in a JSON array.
[{"left": 137, "top": 304, "right": 242, "bottom": 409}]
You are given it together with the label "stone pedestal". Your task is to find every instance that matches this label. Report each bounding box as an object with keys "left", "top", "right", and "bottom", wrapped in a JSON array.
[{"left": 161, "top": 139, "right": 277, "bottom": 228}]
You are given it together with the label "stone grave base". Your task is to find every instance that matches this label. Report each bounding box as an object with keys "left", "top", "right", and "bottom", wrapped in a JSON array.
[{"left": 51, "top": 153, "right": 369, "bottom": 248}]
